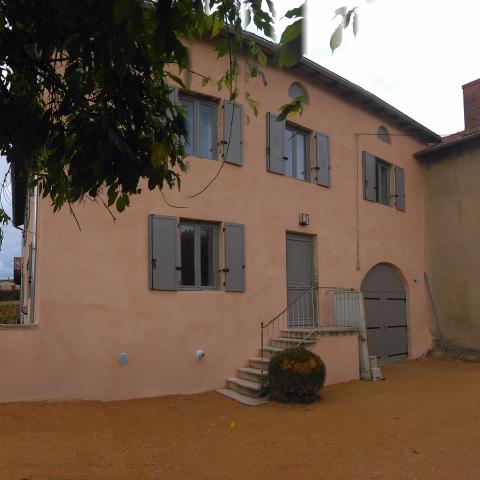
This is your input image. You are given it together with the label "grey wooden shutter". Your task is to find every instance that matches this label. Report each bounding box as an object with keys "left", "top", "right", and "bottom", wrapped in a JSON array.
[
  {"left": 224, "top": 223, "right": 245, "bottom": 292},
  {"left": 363, "top": 151, "right": 376, "bottom": 201},
  {"left": 149, "top": 214, "right": 178, "bottom": 290},
  {"left": 266, "top": 113, "right": 285, "bottom": 175},
  {"left": 223, "top": 101, "right": 243, "bottom": 166},
  {"left": 316, "top": 132, "right": 331, "bottom": 187},
  {"left": 395, "top": 165, "right": 406, "bottom": 211}
]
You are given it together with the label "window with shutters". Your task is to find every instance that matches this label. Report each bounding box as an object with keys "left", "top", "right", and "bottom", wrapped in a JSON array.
[
  {"left": 363, "top": 151, "right": 405, "bottom": 211},
  {"left": 284, "top": 124, "right": 310, "bottom": 181},
  {"left": 179, "top": 221, "right": 218, "bottom": 289},
  {"left": 375, "top": 159, "right": 391, "bottom": 205},
  {"left": 179, "top": 94, "right": 217, "bottom": 160}
]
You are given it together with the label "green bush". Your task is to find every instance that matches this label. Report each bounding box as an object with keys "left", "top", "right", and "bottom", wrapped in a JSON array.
[{"left": 268, "top": 347, "right": 326, "bottom": 404}]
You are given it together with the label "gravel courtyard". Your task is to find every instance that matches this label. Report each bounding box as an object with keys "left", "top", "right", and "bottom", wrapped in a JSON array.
[{"left": 2, "top": 358, "right": 480, "bottom": 480}]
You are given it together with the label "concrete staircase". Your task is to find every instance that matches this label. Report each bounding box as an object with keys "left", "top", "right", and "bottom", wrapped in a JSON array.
[{"left": 217, "top": 328, "right": 317, "bottom": 405}]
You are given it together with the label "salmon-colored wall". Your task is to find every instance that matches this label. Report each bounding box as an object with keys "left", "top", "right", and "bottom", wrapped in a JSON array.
[
  {"left": 0, "top": 40, "right": 433, "bottom": 401},
  {"left": 311, "top": 334, "right": 360, "bottom": 385}
]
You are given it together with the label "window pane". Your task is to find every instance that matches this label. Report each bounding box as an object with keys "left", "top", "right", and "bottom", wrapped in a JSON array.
[
  {"left": 200, "top": 225, "right": 215, "bottom": 287},
  {"left": 199, "top": 103, "right": 214, "bottom": 159},
  {"left": 296, "top": 132, "right": 306, "bottom": 180},
  {"left": 180, "top": 99, "right": 194, "bottom": 156},
  {"left": 284, "top": 127, "right": 294, "bottom": 177},
  {"left": 380, "top": 165, "right": 389, "bottom": 204},
  {"left": 180, "top": 224, "right": 195, "bottom": 286}
]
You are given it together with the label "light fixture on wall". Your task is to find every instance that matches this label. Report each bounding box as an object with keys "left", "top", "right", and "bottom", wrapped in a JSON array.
[{"left": 299, "top": 213, "right": 309, "bottom": 226}]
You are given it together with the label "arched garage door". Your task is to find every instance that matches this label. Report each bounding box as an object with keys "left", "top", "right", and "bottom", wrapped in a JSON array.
[{"left": 361, "top": 264, "right": 408, "bottom": 364}]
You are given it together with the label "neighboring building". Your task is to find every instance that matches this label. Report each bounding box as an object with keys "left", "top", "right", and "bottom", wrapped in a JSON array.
[
  {"left": 0, "top": 34, "right": 440, "bottom": 402},
  {"left": 0, "top": 279, "right": 19, "bottom": 291},
  {"left": 417, "top": 78, "right": 480, "bottom": 349}
]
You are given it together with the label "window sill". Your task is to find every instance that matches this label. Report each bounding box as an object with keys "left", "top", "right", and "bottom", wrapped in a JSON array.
[
  {"left": 179, "top": 287, "right": 219, "bottom": 292},
  {"left": 0, "top": 323, "right": 38, "bottom": 329}
]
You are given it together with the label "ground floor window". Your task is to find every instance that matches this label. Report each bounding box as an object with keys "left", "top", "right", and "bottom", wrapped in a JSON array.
[{"left": 179, "top": 221, "right": 218, "bottom": 289}]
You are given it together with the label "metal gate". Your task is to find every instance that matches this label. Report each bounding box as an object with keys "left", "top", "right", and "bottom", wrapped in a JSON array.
[{"left": 361, "top": 264, "right": 407, "bottom": 364}]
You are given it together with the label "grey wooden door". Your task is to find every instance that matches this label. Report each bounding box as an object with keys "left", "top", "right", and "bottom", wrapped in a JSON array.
[
  {"left": 286, "top": 233, "right": 315, "bottom": 327},
  {"left": 362, "top": 264, "right": 407, "bottom": 364}
]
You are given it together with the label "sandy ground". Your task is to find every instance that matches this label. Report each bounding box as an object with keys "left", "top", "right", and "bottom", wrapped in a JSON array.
[{"left": 2, "top": 358, "right": 480, "bottom": 480}]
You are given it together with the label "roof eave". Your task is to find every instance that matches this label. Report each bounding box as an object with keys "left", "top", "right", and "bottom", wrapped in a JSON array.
[
  {"left": 243, "top": 31, "right": 441, "bottom": 144},
  {"left": 415, "top": 131, "right": 480, "bottom": 159}
]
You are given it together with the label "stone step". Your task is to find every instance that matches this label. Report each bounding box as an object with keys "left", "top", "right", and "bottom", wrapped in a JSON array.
[
  {"left": 270, "top": 337, "right": 317, "bottom": 349},
  {"left": 227, "top": 377, "right": 264, "bottom": 398},
  {"left": 281, "top": 328, "right": 317, "bottom": 339},
  {"left": 238, "top": 367, "right": 269, "bottom": 384},
  {"left": 216, "top": 388, "right": 267, "bottom": 406},
  {"left": 317, "top": 326, "right": 359, "bottom": 335},
  {"left": 248, "top": 356, "right": 271, "bottom": 370},
  {"left": 259, "top": 346, "right": 283, "bottom": 358}
]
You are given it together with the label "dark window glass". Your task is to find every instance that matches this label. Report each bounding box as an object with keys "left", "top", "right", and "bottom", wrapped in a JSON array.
[
  {"left": 179, "top": 222, "right": 217, "bottom": 289},
  {"left": 199, "top": 103, "right": 214, "bottom": 159},
  {"left": 284, "top": 125, "right": 309, "bottom": 181},
  {"left": 180, "top": 224, "right": 195, "bottom": 286},
  {"left": 200, "top": 225, "right": 215, "bottom": 287},
  {"left": 378, "top": 126, "right": 390, "bottom": 144},
  {"left": 179, "top": 95, "right": 216, "bottom": 159},
  {"left": 375, "top": 160, "right": 391, "bottom": 205},
  {"left": 296, "top": 132, "right": 306, "bottom": 180},
  {"left": 180, "top": 99, "right": 194, "bottom": 156}
]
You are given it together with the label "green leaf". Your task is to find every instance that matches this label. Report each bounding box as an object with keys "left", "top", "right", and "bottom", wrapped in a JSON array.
[
  {"left": 243, "top": 7, "right": 251, "bottom": 28},
  {"left": 201, "top": 76, "right": 211, "bottom": 87},
  {"left": 165, "top": 71, "right": 186, "bottom": 89},
  {"left": 278, "top": 26, "right": 304, "bottom": 68},
  {"left": 330, "top": 24, "right": 343, "bottom": 52},
  {"left": 280, "top": 19, "right": 303, "bottom": 44},
  {"left": 284, "top": 4, "right": 304, "bottom": 19},
  {"left": 353, "top": 11, "right": 359, "bottom": 37},
  {"left": 151, "top": 143, "right": 168, "bottom": 168},
  {"left": 334, "top": 6, "right": 347, "bottom": 18},
  {"left": 211, "top": 18, "right": 224, "bottom": 38}
]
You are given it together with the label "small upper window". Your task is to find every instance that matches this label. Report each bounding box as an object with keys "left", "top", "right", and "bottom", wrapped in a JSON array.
[
  {"left": 288, "top": 82, "right": 309, "bottom": 104},
  {"left": 377, "top": 126, "right": 391, "bottom": 144},
  {"left": 179, "top": 94, "right": 216, "bottom": 159}
]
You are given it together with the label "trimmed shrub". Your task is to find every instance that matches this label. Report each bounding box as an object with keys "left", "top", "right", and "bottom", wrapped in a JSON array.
[{"left": 268, "top": 347, "right": 326, "bottom": 404}]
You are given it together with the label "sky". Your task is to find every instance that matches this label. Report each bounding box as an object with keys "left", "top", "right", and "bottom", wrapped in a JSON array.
[{"left": 0, "top": 0, "right": 478, "bottom": 277}]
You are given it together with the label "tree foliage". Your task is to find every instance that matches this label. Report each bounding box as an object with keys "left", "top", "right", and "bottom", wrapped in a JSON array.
[{"left": 0, "top": 0, "right": 357, "bottom": 232}]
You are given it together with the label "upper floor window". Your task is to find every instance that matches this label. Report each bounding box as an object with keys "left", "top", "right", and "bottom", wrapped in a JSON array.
[
  {"left": 288, "top": 82, "right": 309, "bottom": 104},
  {"left": 363, "top": 151, "right": 405, "bottom": 211},
  {"left": 377, "top": 126, "right": 391, "bottom": 144},
  {"left": 179, "top": 94, "right": 216, "bottom": 159},
  {"left": 375, "top": 159, "right": 391, "bottom": 205},
  {"left": 284, "top": 125, "right": 310, "bottom": 181}
]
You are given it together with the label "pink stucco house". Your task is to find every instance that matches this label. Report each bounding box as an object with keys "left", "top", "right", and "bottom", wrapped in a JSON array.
[{"left": 4, "top": 34, "right": 440, "bottom": 403}]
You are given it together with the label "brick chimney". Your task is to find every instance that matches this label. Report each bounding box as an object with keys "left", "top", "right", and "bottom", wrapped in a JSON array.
[{"left": 463, "top": 78, "right": 480, "bottom": 130}]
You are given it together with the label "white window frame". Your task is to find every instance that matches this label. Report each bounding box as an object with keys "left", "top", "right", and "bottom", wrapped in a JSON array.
[
  {"left": 179, "top": 220, "right": 219, "bottom": 290},
  {"left": 284, "top": 124, "right": 311, "bottom": 182},
  {"left": 179, "top": 94, "right": 217, "bottom": 160}
]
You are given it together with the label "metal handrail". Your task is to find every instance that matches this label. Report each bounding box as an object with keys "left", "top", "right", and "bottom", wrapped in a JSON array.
[{"left": 259, "top": 286, "right": 362, "bottom": 390}]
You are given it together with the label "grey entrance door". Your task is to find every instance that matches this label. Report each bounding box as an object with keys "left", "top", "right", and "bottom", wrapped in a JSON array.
[
  {"left": 361, "top": 264, "right": 407, "bottom": 364},
  {"left": 286, "top": 233, "right": 315, "bottom": 327}
]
